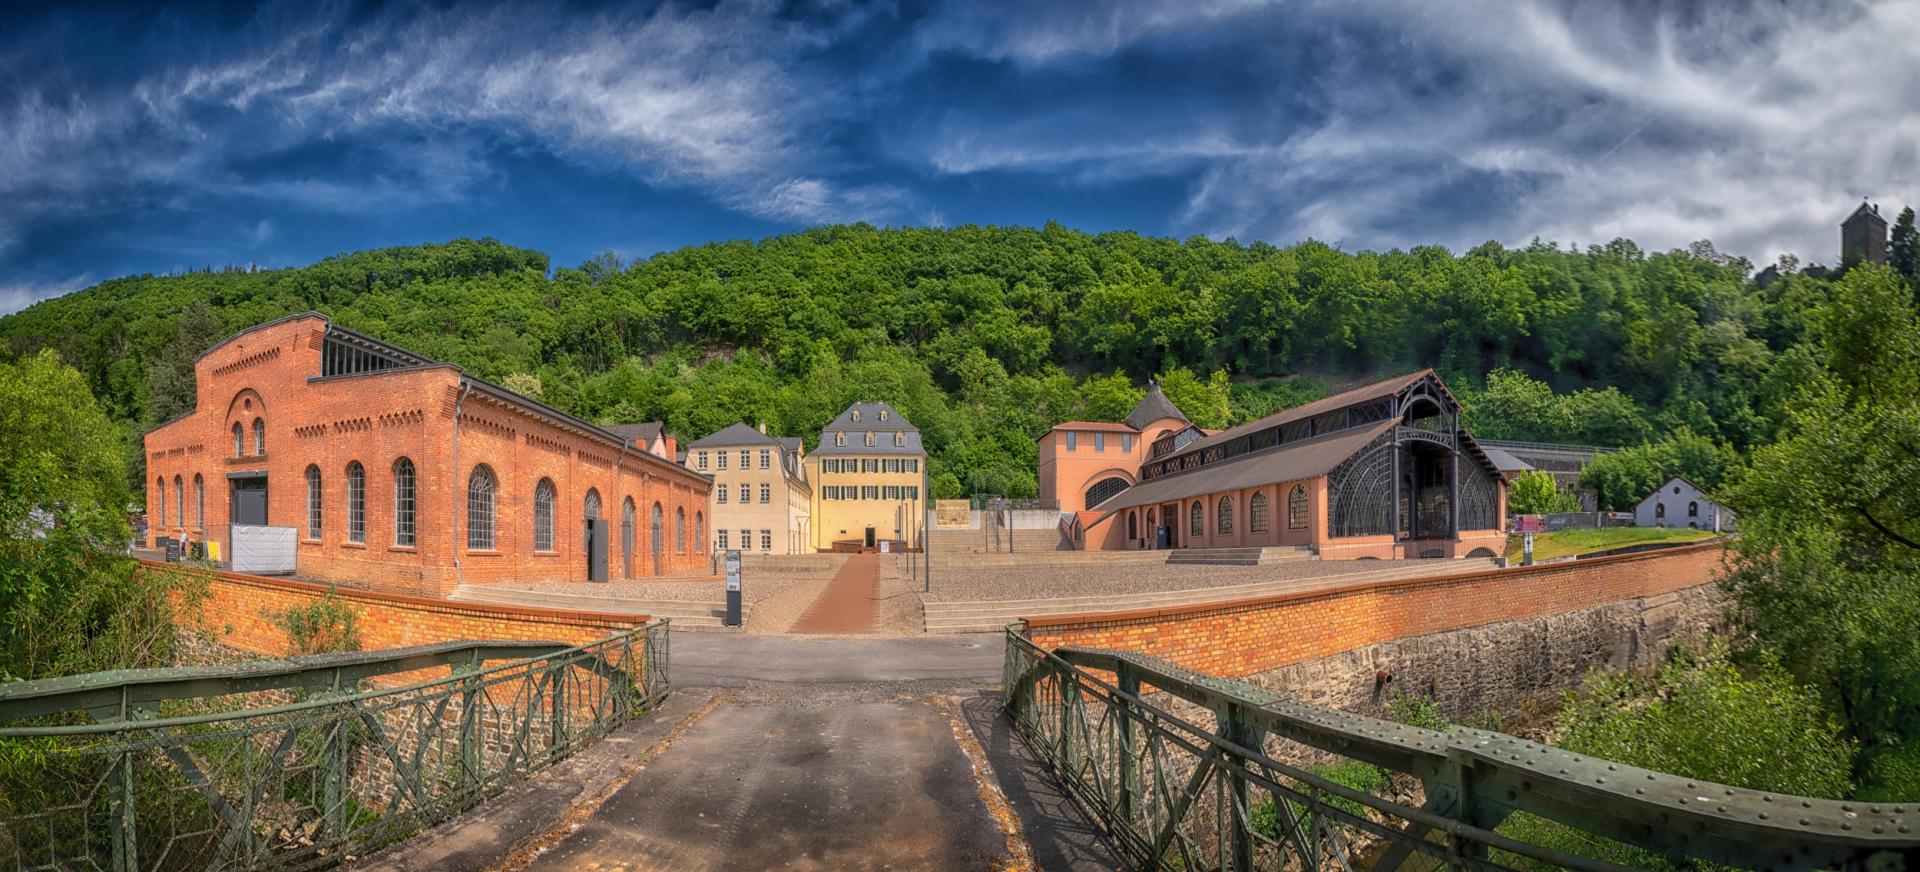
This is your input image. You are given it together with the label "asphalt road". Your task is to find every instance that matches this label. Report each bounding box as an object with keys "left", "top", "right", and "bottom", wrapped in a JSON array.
[{"left": 367, "top": 632, "right": 1117, "bottom": 871}]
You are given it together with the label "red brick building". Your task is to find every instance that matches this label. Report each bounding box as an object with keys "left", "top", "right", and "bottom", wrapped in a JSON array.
[
  {"left": 143, "top": 313, "right": 711, "bottom": 597},
  {"left": 1046, "top": 370, "right": 1507, "bottom": 559}
]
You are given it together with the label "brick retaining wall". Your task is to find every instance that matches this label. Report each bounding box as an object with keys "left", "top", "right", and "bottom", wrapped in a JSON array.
[
  {"left": 1022, "top": 541, "right": 1726, "bottom": 677},
  {"left": 147, "top": 559, "right": 647, "bottom": 656}
]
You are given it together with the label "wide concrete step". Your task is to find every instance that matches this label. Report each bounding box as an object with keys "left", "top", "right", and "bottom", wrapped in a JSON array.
[
  {"left": 922, "top": 559, "right": 1500, "bottom": 632},
  {"left": 1165, "top": 546, "right": 1316, "bottom": 566},
  {"left": 449, "top": 585, "right": 745, "bottom": 632}
]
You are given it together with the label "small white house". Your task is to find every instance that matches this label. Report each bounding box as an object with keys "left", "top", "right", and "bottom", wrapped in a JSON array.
[{"left": 1634, "top": 476, "right": 1735, "bottom": 532}]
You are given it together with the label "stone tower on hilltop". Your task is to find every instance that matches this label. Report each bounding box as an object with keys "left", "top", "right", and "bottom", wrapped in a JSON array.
[{"left": 1842, "top": 201, "right": 1889, "bottom": 266}]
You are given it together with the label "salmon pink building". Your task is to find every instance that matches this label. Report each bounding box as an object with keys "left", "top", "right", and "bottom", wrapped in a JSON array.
[
  {"left": 142, "top": 313, "right": 711, "bottom": 597},
  {"left": 1043, "top": 371, "right": 1506, "bottom": 559}
]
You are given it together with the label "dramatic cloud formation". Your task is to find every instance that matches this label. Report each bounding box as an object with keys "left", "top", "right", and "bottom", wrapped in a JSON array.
[{"left": 1, "top": 0, "right": 1915, "bottom": 312}]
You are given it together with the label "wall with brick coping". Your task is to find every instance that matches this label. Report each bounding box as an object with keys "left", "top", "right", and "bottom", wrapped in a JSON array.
[
  {"left": 1022, "top": 541, "right": 1726, "bottom": 678},
  {"left": 1244, "top": 583, "right": 1727, "bottom": 726},
  {"left": 153, "top": 559, "right": 647, "bottom": 657}
]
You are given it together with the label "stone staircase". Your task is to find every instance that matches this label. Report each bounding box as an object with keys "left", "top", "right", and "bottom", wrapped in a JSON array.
[
  {"left": 921, "top": 558, "right": 1501, "bottom": 634},
  {"left": 1164, "top": 546, "right": 1317, "bottom": 566},
  {"left": 449, "top": 585, "right": 741, "bottom": 632},
  {"left": 926, "top": 528, "right": 1070, "bottom": 554}
]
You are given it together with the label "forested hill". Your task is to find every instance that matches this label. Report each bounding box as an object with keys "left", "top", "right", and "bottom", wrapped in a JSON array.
[{"left": 0, "top": 226, "right": 1843, "bottom": 498}]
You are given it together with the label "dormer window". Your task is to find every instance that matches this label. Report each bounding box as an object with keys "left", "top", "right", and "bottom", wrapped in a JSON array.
[
  {"left": 894, "top": 432, "right": 904, "bottom": 447},
  {"left": 865, "top": 431, "right": 875, "bottom": 447},
  {"left": 835, "top": 432, "right": 846, "bottom": 447},
  {"left": 852, "top": 410, "right": 861, "bottom": 422},
  {"left": 879, "top": 409, "right": 889, "bottom": 422}
]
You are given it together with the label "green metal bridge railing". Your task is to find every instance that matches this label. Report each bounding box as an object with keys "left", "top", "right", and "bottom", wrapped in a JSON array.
[
  {"left": 0, "top": 621, "right": 669, "bottom": 871},
  {"left": 1004, "top": 627, "right": 1920, "bottom": 871}
]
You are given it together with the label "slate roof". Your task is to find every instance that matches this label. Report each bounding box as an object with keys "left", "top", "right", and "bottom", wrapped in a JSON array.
[
  {"left": 1482, "top": 446, "right": 1532, "bottom": 473},
  {"left": 1161, "top": 370, "right": 1432, "bottom": 463},
  {"left": 1090, "top": 420, "right": 1397, "bottom": 516},
  {"left": 813, "top": 402, "right": 925, "bottom": 457},
  {"left": 604, "top": 422, "right": 665, "bottom": 447},
  {"left": 1124, "top": 383, "right": 1190, "bottom": 431},
  {"left": 687, "top": 422, "right": 785, "bottom": 448}
]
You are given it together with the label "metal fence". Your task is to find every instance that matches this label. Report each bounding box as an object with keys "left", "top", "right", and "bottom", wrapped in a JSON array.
[
  {"left": 229, "top": 525, "right": 297, "bottom": 574},
  {"left": 1003, "top": 629, "right": 1919, "bottom": 871},
  {"left": 0, "top": 622, "right": 669, "bottom": 871}
]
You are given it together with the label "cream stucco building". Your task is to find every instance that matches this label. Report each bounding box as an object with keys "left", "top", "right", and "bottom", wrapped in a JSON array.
[
  {"left": 686, "top": 423, "right": 812, "bottom": 554},
  {"left": 808, "top": 402, "right": 927, "bottom": 551}
]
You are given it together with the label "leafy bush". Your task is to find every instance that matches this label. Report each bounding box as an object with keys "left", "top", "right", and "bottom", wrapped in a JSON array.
[
  {"left": 1505, "top": 469, "right": 1581, "bottom": 515},
  {"left": 1555, "top": 642, "right": 1854, "bottom": 798},
  {"left": 271, "top": 591, "right": 362, "bottom": 655}
]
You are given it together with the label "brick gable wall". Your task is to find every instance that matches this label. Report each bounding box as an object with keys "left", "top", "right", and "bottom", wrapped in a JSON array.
[{"left": 143, "top": 315, "right": 712, "bottom": 598}]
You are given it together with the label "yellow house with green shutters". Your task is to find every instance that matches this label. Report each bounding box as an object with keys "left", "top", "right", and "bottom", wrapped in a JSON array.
[{"left": 808, "top": 402, "right": 927, "bottom": 551}]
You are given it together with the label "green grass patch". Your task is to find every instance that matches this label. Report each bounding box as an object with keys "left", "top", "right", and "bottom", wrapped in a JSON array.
[{"left": 1506, "top": 527, "right": 1716, "bottom": 562}]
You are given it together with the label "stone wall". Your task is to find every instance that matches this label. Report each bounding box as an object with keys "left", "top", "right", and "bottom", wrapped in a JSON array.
[
  {"left": 1022, "top": 540, "right": 1725, "bottom": 678},
  {"left": 1244, "top": 583, "right": 1727, "bottom": 727}
]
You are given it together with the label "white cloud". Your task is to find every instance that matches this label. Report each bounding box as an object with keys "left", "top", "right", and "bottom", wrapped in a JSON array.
[
  {"left": 0, "top": 275, "right": 92, "bottom": 316},
  {"left": 913, "top": 0, "right": 1920, "bottom": 264}
]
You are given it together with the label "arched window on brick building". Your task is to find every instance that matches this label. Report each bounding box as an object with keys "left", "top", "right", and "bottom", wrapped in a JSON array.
[
  {"left": 533, "top": 479, "right": 557, "bottom": 552},
  {"left": 193, "top": 475, "right": 204, "bottom": 529},
  {"left": 392, "top": 458, "right": 416, "bottom": 547},
  {"left": 173, "top": 477, "right": 184, "bottom": 531},
  {"left": 253, "top": 418, "right": 265, "bottom": 456},
  {"left": 1250, "top": 492, "right": 1269, "bottom": 533},
  {"left": 695, "top": 511, "right": 705, "bottom": 551},
  {"left": 345, "top": 462, "right": 366, "bottom": 543},
  {"left": 675, "top": 507, "right": 687, "bottom": 552},
  {"left": 1127, "top": 510, "right": 1138, "bottom": 540},
  {"left": 468, "top": 465, "right": 497, "bottom": 549},
  {"left": 156, "top": 477, "right": 167, "bottom": 526},
  {"left": 1288, "top": 485, "right": 1308, "bottom": 531},
  {"left": 622, "top": 498, "right": 636, "bottom": 578},
  {"left": 585, "top": 489, "right": 602, "bottom": 521},
  {"left": 305, "top": 465, "right": 323, "bottom": 539},
  {"left": 1217, "top": 495, "right": 1233, "bottom": 535},
  {"left": 232, "top": 423, "right": 244, "bottom": 457},
  {"left": 1189, "top": 501, "right": 1204, "bottom": 537}
]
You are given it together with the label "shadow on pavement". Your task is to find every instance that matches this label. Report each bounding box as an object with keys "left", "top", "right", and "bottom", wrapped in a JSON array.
[{"left": 956, "top": 691, "right": 1124, "bottom": 871}]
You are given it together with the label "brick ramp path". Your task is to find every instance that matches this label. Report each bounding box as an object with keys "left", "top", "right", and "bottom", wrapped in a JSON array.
[{"left": 787, "top": 552, "right": 881, "bottom": 633}]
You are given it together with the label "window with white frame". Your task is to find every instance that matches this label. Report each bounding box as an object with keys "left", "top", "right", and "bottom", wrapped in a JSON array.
[
  {"left": 697, "top": 452, "right": 708, "bottom": 470},
  {"left": 346, "top": 461, "right": 366, "bottom": 543},
  {"left": 835, "top": 433, "right": 846, "bottom": 446},
  {"left": 717, "top": 484, "right": 728, "bottom": 503},
  {"left": 865, "top": 431, "right": 875, "bottom": 447},
  {"left": 739, "top": 529, "right": 751, "bottom": 549},
  {"left": 533, "top": 478, "right": 556, "bottom": 552},
  {"left": 717, "top": 452, "right": 728, "bottom": 470},
  {"left": 760, "top": 530, "right": 771, "bottom": 549},
  {"left": 894, "top": 432, "right": 904, "bottom": 447},
  {"left": 760, "top": 449, "right": 770, "bottom": 469},
  {"left": 760, "top": 483, "right": 771, "bottom": 503},
  {"left": 718, "top": 530, "right": 729, "bottom": 549}
]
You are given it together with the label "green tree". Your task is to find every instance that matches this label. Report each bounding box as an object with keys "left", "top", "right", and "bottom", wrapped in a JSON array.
[
  {"left": 1156, "top": 367, "right": 1230, "bottom": 429},
  {"left": 1724, "top": 264, "right": 1920, "bottom": 774},
  {"left": 0, "top": 352, "right": 202, "bottom": 679},
  {"left": 1506, "top": 469, "right": 1581, "bottom": 514},
  {"left": 1890, "top": 206, "right": 1919, "bottom": 280}
]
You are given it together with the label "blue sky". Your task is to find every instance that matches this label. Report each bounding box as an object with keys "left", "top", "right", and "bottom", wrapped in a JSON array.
[{"left": 3, "top": 0, "right": 1917, "bottom": 313}]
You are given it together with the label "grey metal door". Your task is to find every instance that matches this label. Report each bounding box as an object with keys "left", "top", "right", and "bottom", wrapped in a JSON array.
[
  {"left": 232, "top": 479, "right": 268, "bottom": 526},
  {"left": 585, "top": 518, "right": 609, "bottom": 582}
]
